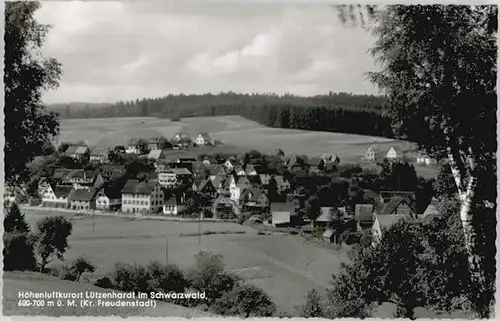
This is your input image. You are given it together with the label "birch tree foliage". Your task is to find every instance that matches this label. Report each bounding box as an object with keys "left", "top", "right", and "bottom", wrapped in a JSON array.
[{"left": 336, "top": 5, "right": 497, "bottom": 317}]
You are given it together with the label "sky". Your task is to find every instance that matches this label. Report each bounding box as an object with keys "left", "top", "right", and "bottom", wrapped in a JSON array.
[{"left": 35, "top": 1, "right": 380, "bottom": 104}]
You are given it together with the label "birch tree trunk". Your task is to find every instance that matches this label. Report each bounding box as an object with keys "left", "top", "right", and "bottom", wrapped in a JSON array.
[{"left": 447, "top": 152, "right": 488, "bottom": 315}]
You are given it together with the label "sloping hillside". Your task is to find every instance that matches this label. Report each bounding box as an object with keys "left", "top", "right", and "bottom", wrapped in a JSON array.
[{"left": 3, "top": 271, "right": 210, "bottom": 317}]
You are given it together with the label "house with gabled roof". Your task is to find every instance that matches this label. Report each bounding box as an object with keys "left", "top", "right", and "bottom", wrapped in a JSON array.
[
  {"left": 196, "top": 179, "right": 217, "bottom": 198},
  {"left": 163, "top": 194, "right": 186, "bottom": 215},
  {"left": 96, "top": 184, "right": 122, "bottom": 211},
  {"left": 244, "top": 164, "right": 258, "bottom": 176},
  {"left": 385, "top": 145, "right": 404, "bottom": 160},
  {"left": 195, "top": 133, "right": 212, "bottom": 146},
  {"left": 172, "top": 133, "right": 191, "bottom": 148},
  {"left": 66, "top": 145, "right": 89, "bottom": 160},
  {"left": 89, "top": 147, "right": 109, "bottom": 163},
  {"left": 41, "top": 184, "right": 74, "bottom": 209},
  {"left": 126, "top": 139, "right": 141, "bottom": 154},
  {"left": 273, "top": 175, "right": 291, "bottom": 193},
  {"left": 321, "top": 152, "right": 340, "bottom": 165},
  {"left": 224, "top": 158, "right": 236, "bottom": 172},
  {"left": 355, "top": 204, "right": 375, "bottom": 229},
  {"left": 379, "top": 196, "right": 417, "bottom": 217},
  {"left": 234, "top": 165, "right": 246, "bottom": 177},
  {"left": 148, "top": 149, "right": 168, "bottom": 162},
  {"left": 259, "top": 174, "right": 271, "bottom": 186},
  {"left": 147, "top": 137, "right": 163, "bottom": 151},
  {"left": 365, "top": 145, "right": 381, "bottom": 161},
  {"left": 101, "top": 164, "right": 125, "bottom": 180},
  {"left": 121, "top": 180, "right": 164, "bottom": 214},
  {"left": 70, "top": 188, "right": 98, "bottom": 211},
  {"left": 229, "top": 176, "right": 252, "bottom": 204},
  {"left": 240, "top": 188, "right": 269, "bottom": 211},
  {"left": 308, "top": 157, "right": 323, "bottom": 172}
]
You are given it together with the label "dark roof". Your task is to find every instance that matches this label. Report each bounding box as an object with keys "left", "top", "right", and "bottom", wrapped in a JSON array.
[
  {"left": 66, "top": 169, "right": 95, "bottom": 180},
  {"left": 54, "top": 186, "right": 74, "bottom": 198},
  {"left": 381, "top": 197, "right": 416, "bottom": 215},
  {"left": 271, "top": 202, "right": 295, "bottom": 213},
  {"left": 66, "top": 145, "right": 88, "bottom": 154},
  {"left": 99, "top": 184, "right": 122, "bottom": 199},
  {"left": 197, "top": 179, "right": 214, "bottom": 193},
  {"left": 240, "top": 188, "right": 266, "bottom": 202},
  {"left": 121, "top": 180, "right": 159, "bottom": 194},
  {"left": 198, "top": 133, "right": 211, "bottom": 140},
  {"left": 247, "top": 175, "right": 262, "bottom": 186},
  {"left": 165, "top": 196, "right": 177, "bottom": 206},
  {"left": 52, "top": 169, "right": 72, "bottom": 180},
  {"left": 236, "top": 177, "right": 252, "bottom": 188},
  {"left": 72, "top": 188, "right": 98, "bottom": 201},
  {"left": 211, "top": 175, "right": 224, "bottom": 187}
]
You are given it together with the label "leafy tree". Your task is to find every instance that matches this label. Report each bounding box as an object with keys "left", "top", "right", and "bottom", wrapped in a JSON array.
[
  {"left": 305, "top": 195, "right": 321, "bottom": 230},
  {"left": 5, "top": 2, "right": 62, "bottom": 184},
  {"left": 3, "top": 232, "right": 37, "bottom": 271},
  {"left": 434, "top": 164, "right": 458, "bottom": 199},
  {"left": 146, "top": 261, "right": 189, "bottom": 294},
  {"left": 33, "top": 216, "right": 73, "bottom": 272},
  {"left": 212, "top": 283, "right": 276, "bottom": 317},
  {"left": 298, "top": 289, "right": 325, "bottom": 317},
  {"left": 136, "top": 138, "right": 150, "bottom": 155},
  {"left": 188, "top": 251, "right": 240, "bottom": 306},
  {"left": 339, "top": 5, "right": 496, "bottom": 315},
  {"left": 61, "top": 256, "right": 96, "bottom": 281},
  {"left": 4, "top": 203, "right": 30, "bottom": 234}
]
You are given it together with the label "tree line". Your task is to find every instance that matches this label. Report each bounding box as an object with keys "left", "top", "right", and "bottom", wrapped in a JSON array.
[{"left": 51, "top": 92, "right": 394, "bottom": 138}]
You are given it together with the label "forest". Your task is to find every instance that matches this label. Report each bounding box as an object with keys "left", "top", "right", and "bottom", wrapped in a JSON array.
[{"left": 50, "top": 92, "right": 396, "bottom": 138}]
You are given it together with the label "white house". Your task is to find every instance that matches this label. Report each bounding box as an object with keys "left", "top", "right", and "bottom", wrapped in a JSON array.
[
  {"left": 195, "top": 133, "right": 212, "bottom": 146},
  {"left": 41, "top": 185, "right": 74, "bottom": 209},
  {"left": 386, "top": 146, "right": 403, "bottom": 160},
  {"left": 224, "top": 159, "right": 235, "bottom": 171},
  {"left": 121, "top": 180, "right": 164, "bottom": 214},
  {"left": 95, "top": 186, "right": 122, "bottom": 211},
  {"left": 365, "top": 146, "right": 380, "bottom": 161},
  {"left": 163, "top": 195, "right": 186, "bottom": 215}
]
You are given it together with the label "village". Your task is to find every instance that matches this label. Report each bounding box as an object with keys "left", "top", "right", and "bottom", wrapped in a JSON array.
[{"left": 5, "top": 130, "right": 441, "bottom": 246}]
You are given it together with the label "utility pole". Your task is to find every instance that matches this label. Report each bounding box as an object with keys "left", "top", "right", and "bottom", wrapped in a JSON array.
[
  {"left": 198, "top": 211, "right": 202, "bottom": 245},
  {"left": 92, "top": 208, "right": 95, "bottom": 233},
  {"left": 165, "top": 238, "right": 168, "bottom": 264}
]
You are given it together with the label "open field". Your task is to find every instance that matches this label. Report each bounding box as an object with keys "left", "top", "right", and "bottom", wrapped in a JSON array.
[
  {"left": 3, "top": 271, "right": 209, "bottom": 317},
  {"left": 21, "top": 208, "right": 349, "bottom": 314},
  {"left": 59, "top": 116, "right": 417, "bottom": 162}
]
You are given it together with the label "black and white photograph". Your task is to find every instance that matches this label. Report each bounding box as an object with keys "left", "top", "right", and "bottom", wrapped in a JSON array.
[{"left": 3, "top": 1, "right": 497, "bottom": 319}]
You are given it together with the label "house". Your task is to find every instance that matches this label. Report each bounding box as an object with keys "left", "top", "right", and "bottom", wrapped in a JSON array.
[
  {"left": 195, "top": 133, "right": 212, "bottom": 146},
  {"left": 101, "top": 164, "right": 125, "bottom": 178},
  {"left": 196, "top": 179, "right": 217, "bottom": 198},
  {"left": 355, "top": 204, "right": 375, "bottom": 229},
  {"left": 157, "top": 169, "right": 179, "bottom": 189},
  {"left": 415, "top": 152, "right": 436, "bottom": 165},
  {"left": 121, "top": 180, "right": 164, "bottom": 214},
  {"left": 172, "top": 133, "right": 191, "bottom": 148},
  {"left": 89, "top": 148, "right": 109, "bottom": 163},
  {"left": 385, "top": 146, "right": 404, "bottom": 160},
  {"left": 224, "top": 159, "right": 235, "bottom": 172},
  {"left": 365, "top": 145, "right": 380, "bottom": 161},
  {"left": 240, "top": 188, "right": 269, "bottom": 211},
  {"left": 259, "top": 174, "right": 271, "bottom": 186},
  {"left": 372, "top": 214, "right": 410, "bottom": 244},
  {"left": 38, "top": 178, "right": 51, "bottom": 198},
  {"left": 95, "top": 185, "right": 122, "bottom": 211},
  {"left": 273, "top": 175, "right": 291, "bottom": 193},
  {"left": 234, "top": 166, "right": 246, "bottom": 177},
  {"left": 271, "top": 202, "right": 295, "bottom": 227},
  {"left": 63, "top": 170, "right": 95, "bottom": 186},
  {"left": 93, "top": 172, "right": 106, "bottom": 189},
  {"left": 230, "top": 176, "right": 253, "bottom": 204},
  {"left": 422, "top": 197, "right": 441, "bottom": 218},
  {"left": 284, "top": 154, "right": 298, "bottom": 169},
  {"left": 380, "top": 196, "right": 417, "bottom": 217},
  {"left": 65, "top": 145, "right": 89, "bottom": 160},
  {"left": 163, "top": 195, "right": 186, "bottom": 215},
  {"left": 126, "top": 140, "right": 141, "bottom": 154},
  {"left": 176, "top": 157, "right": 197, "bottom": 164},
  {"left": 41, "top": 185, "right": 74, "bottom": 208},
  {"left": 70, "top": 188, "right": 98, "bottom": 211},
  {"left": 244, "top": 164, "right": 258, "bottom": 176}
]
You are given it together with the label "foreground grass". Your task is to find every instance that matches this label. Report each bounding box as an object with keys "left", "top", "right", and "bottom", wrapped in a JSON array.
[{"left": 3, "top": 271, "right": 210, "bottom": 317}]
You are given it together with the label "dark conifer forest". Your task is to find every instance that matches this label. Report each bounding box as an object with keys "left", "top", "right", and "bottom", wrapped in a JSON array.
[{"left": 50, "top": 92, "right": 395, "bottom": 138}]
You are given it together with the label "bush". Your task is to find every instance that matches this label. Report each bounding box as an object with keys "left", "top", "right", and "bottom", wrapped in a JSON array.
[
  {"left": 212, "top": 283, "right": 276, "bottom": 317},
  {"left": 94, "top": 276, "right": 113, "bottom": 289},
  {"left": 146, "top": 261, "right": 189, "bottom": 294},
  {"left": 110, "top": 262, "right": 151, "bottom": 293},
  {"left": 60, "top": 256, "right": 95, "bottom": 282},
  {"left": 3, "top": 232, "right": 37, "bottom": 271}
]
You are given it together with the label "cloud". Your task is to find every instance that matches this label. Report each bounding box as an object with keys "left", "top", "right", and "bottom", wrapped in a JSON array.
[{"left": 35, "top": 2, "right": 379, "bottom": 103}]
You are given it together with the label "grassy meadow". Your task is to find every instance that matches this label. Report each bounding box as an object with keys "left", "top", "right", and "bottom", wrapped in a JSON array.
[
  {"left": 19, "top": 208, "right": 349, "bottom": 314},
  {"left": 58, "top": 115, "right": 417, "bottom": 162}
]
